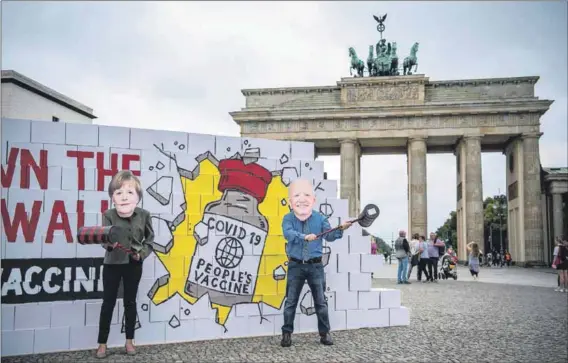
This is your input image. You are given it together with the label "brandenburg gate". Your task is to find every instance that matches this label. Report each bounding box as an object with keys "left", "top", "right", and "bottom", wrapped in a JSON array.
[{"left": 229, "top": 14, "right": 554, "bottom": 266}]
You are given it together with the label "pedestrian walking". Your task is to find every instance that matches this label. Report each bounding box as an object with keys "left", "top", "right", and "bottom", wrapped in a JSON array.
[
  {"left": 504, "top": 251, "right": 511, "bottom": 266},
  {"left": 467, "top": 241, "right": 481, "bottom": 280},
  {"left": 394, "top": 230, "right": 411, "bottom": 284},
  {"left": 407, "top": 233, "right": 420, "bottom": 280},
  {"left": 427, "top": 232, "right": 445, "bottom": 282},
  {"left": 417, "top": 235, "right": 431, "bottom": 283},
  {"left": 552, "top": 236, "right": 568, "bottom": 292}
]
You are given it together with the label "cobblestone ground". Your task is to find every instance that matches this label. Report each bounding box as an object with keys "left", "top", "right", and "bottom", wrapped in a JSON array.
[{"left": 4, "top": 275, "right": 567, "bottom": 363}]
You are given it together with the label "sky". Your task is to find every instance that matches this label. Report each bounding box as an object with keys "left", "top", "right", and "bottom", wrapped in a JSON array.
[{"left": 2, "top": 1, "right": 567, "bottom": 240}]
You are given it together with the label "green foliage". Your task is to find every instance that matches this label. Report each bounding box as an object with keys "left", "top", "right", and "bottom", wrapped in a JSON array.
[
  {"left": 435, "top": 211, "right": 457, "bottom": 246},
  {"left": 371, "top": 236, "right": 392, "bottom": 254},
  {"left": 483, "top": 194, "right": 508, "bottom": 251},
  {"left": 434, "top": 194, "right": 507, "bottom": 250}
]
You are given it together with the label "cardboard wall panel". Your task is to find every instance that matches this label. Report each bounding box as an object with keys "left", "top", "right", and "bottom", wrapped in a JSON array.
[{"left": 0, "top": 118, "right": 408, "bottom": 356}]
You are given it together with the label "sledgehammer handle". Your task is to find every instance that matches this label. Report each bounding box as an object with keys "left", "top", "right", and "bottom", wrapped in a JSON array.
[
  {"left": 314, "top": 217, "right": 361, "bottom": 239},
  {"left": 111, "top": 243, "right": 136, "bottom": 256}
]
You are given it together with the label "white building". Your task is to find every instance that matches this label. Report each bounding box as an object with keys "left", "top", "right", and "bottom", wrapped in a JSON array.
[{"left": 1, "top": 70, "right": 96, "bottom": 123}]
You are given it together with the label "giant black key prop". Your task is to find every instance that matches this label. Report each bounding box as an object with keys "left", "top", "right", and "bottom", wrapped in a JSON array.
[
  {"left": 315, "top": 204, "right": 380, "bottom": 239},
  {"left": 77, "top": 226, "right": 136, "bottom": 256}
]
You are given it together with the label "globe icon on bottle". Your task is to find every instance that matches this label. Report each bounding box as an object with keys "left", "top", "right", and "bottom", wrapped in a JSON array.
[{"left": 215, "top": 237, "right": 244, "bottom": 269}]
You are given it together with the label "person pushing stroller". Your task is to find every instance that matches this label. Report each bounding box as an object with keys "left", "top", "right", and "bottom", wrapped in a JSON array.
[{"left": 438, "top": 247, "right": 458, "bottom": 280}]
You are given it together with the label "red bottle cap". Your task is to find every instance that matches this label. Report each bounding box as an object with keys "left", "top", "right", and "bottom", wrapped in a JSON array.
[{"left": 218, "top": 159, "right": 273, "bottom": 203}]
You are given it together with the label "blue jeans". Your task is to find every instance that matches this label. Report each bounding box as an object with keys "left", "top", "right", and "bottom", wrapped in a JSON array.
[
  {"left": 397, "top": 256, "right": 409, "bottom": 282},
  {"left": 282, "top": 260, "right": 330, "bottom": 335}
]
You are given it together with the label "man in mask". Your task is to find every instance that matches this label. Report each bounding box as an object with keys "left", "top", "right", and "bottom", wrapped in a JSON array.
[{"left": 280, "top": 178, "right": 352, "bottom": 348}]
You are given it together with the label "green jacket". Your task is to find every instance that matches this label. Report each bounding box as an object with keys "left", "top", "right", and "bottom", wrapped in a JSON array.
[{"left": 102, "top": 207, "right": 154, "bottom": 264}]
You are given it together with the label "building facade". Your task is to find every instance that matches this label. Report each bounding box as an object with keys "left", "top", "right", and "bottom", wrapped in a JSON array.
[
  {"left": 542, "top": 167, "right": 568, "bottom": 264},
  {"left": 1, "top": 70, "right": 96, "bottom": 124}
]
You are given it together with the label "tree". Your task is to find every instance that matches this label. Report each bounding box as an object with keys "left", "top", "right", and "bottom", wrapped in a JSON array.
[
  {"left": 370, "top": 235, "right": 392, "bottom": 254},
  {"left": 435, "top": 211, "right": 457, "bottom": 247},
  {"left": 433, "top": 194, "right": 507, "bottom": 252},
  {"left": 482, "top": 194, "right": 508, "bottom": 253}
]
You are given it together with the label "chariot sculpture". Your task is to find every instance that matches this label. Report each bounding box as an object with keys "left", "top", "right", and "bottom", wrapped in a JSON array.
[{"left": 348, "top": 13, "right": 419, "bottom": 77}]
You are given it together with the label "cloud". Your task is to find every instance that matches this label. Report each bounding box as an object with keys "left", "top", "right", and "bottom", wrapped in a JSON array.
[{"left": 2, "top": 1, "right": 566, "bottom": 237}]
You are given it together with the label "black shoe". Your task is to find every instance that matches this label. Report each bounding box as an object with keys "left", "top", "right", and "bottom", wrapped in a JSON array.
[
  {"left": 320, "top": 333, "right": 334, "bottom": 346},
  {"left": 281, "top": 332, "right": 292, "bottom": 347}
]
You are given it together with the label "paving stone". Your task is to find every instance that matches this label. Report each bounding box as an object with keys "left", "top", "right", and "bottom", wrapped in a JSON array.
[{"left": 3, "top": 278, "right": 567, "bottom": 363}]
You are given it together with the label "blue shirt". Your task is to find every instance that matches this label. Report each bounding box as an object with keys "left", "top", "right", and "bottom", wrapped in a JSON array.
[
  {"left": 420, "top": 241, "right": 429, "bottom": 259},
  {"left": 282, "top": 211, "right": 344, "bottom": 261}
]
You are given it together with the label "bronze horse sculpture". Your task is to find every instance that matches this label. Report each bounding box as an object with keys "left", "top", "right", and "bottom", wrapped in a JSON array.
[
  {"left": 348, "top": 47, "right": 365, "bottom": 77},
  {"left": 403, "top": 42, "right": 419, "bottom": 75}
]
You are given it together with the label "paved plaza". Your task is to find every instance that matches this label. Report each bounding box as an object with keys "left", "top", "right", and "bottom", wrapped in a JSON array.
[
  {"left": 375, "top": 258, "right": 562, "bottom": 288},
  {"left": 4, "top": 265, "right": 567, "bottom": 363}
]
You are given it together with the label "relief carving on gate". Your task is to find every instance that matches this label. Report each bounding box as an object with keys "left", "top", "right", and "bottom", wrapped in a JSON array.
[
  {"left": 345, "top": 84, "right": 419, "bottom": 103},
  {"left": 240, "top": 113, "right": 535, "bottom": 135}
]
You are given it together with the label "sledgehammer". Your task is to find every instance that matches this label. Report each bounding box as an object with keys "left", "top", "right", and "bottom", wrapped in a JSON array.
[
  {"left": 77, "top": 226, "right": 137, "bottom": 256},
  {"left": 315, "top": 204, "right": 380, "bottom": 239}
]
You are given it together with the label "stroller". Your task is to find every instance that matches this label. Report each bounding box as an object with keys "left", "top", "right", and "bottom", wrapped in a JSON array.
[{"left": 438, "top": 250, "right": 458, "bottom": 280}]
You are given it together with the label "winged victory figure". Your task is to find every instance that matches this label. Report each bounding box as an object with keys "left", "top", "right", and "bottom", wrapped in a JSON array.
[{"left": 373, "top": 13, "right": 387, "bottom": 24}]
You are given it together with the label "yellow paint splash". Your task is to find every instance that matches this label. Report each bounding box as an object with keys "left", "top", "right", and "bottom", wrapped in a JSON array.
[{"left": 151, "top": 158, "right": 290, "bottom": 326}]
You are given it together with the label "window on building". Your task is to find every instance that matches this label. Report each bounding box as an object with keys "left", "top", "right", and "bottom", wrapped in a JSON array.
[{"left": 52, "top": 116, "right": 59, "bottom": 122}]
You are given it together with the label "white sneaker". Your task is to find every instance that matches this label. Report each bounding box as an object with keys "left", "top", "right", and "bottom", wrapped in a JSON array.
[{"left": 555, "top": 287, "right": 562, "bottom": 292}]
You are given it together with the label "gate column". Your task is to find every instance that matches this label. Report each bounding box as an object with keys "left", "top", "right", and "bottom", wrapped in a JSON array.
[
  {"left": 456, "top": 135, "right": 484, "bottom": 261},
  {"left": 407, "top": 137, "right": 428, "bottom": 237},
  {"left": 521, "top": 132, "right": 545, "bottom": 264},
  {"left": 340, "top": 138, "right": 361, "bottom": 218}
]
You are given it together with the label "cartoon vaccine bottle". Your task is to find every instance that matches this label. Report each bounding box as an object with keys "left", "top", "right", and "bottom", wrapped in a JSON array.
[{"left": 185, "top": 158, "right": 273, "bottom": 306}]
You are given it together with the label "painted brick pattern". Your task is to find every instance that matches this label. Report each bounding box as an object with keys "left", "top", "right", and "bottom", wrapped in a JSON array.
[{"left": 0, "top": 118, "right": 409, "bottom": 357}]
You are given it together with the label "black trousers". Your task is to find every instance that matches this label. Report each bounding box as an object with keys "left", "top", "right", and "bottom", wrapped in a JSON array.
[
  {"left": 417, "top": 258, "right": 431, "bottom": 281},
  {"left": 98, "top": 262, "right": 142, "bottom": 344},
  {"left": 408, "top": 255, "right": 419, "bottom": 279},
  {"left": 429, "top": 257, "right": 439, "bottom": 281}
]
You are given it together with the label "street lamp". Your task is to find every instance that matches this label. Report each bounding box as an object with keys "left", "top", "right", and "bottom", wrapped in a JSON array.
[
  {"left": 499, "top": 207, "right": 504, "bottom": 256},
  {"left": 492, "top": 198, "right": 504, "bottom": 260}
]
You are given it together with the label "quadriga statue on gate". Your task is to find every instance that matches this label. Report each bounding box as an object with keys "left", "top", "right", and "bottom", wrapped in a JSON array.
[{"left": 346, "top": 13, "right": 419, "bottom": 78}]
